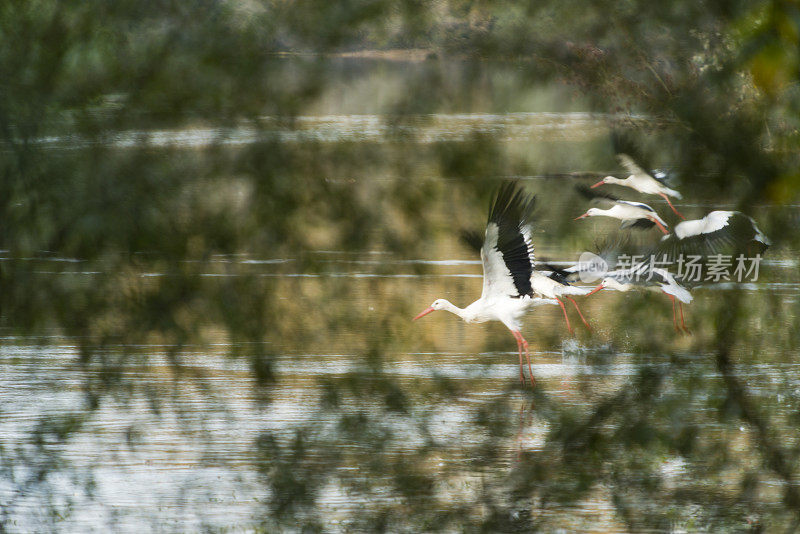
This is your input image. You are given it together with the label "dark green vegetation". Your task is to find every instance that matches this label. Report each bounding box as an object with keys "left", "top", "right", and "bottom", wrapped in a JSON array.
[{"left": 2, "top": 1, "right": 800, "bottom": 531}]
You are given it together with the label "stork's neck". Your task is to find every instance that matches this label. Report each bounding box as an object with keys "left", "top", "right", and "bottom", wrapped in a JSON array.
[
  {"left": 439, "top": 299, "right": 469, "bottom": 320},
  {"left": 604, "top": 279, "right": 634, "bottom": 292},
  {"left": 604, "top": 175, "right": 627, "bottom": 185},
  {"left": 597, "top": 206, "right": 618, "bottom": 217}
]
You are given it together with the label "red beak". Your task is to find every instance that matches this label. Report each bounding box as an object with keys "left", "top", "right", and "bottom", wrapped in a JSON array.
[
  {"left": 590, "top": 180, "right": 605, "bottom": 188},
  {"left": 574, "top": 212, "right": 589, "bottom": 220},
  {"left": 585, "top": 284, "right": 604, "bottom": 296},
  {"left": 413, "top": 307, "right": 435, "bottom": 321}
]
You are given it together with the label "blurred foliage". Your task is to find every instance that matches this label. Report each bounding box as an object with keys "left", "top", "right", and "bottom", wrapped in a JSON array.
[{"left": 1, "top": 0, "right": 800, "bottom": 531}]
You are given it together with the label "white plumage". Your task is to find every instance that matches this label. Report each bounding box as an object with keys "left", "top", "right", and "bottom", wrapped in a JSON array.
[
  {"left": 575, "top": 201, "right": 670, "bottom": 235},
  {"left": 592, "top": 153, "right": 685, "bottom": 219},
  {"left": 479, "top": 222, "right": 528, "bottom": 302},
  {"left": 671, "top": 210, "right": 770, "bottom": 246},
  {"left": 414, "top": 182, "right": 588, "bottom": 388},
  {"left": 656, "top": 210, "right": 771, "bottom": 264}
]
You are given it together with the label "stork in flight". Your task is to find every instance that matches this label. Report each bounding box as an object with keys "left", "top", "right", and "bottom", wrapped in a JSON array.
[
  {"left": 574, "top": 185, "right": 670, "bottom": 235},
  {"left": 413, "top": 181, "right": 585, "bottom": 388},
  {"left": 591, "top": 153, "right": 686, "bottom": 219},
  {"left": 586, "top": 265, "right": 693, "bottom": 333},
  {"left": 657, "top": 210, "right": 770, "bottom": 258}
]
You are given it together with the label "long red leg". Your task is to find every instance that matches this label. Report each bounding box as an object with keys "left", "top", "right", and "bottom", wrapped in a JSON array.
[
  {"left": 649, "top": 216, "right": 670, "bottom": 235},
  {"left": 512, "top": 331, "right": 525, "bottom": 384},
  {"left": 518, "top": 331, "right": 535, "bottom": 389},
  {"left": 668, "top": 295, "right": 680, "bottom": 332},
  {"left": 679, "top": 302, "right": 691, "bottom": 334},
  {"left": 567, "top": 297, "right": 591, "bottom": 331},
  {"left": 658, "top": 192, "right": 685, "bottom": 220},
  {"left": 556, "top": 298, "right": 574, "bottom": 334}
]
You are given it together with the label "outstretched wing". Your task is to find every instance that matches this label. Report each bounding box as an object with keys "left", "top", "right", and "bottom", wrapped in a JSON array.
[
  {"left": 480, "top": 181, "right": 537, "bottom": 299},
  {"left": 618, "top": 153, "right": 675, "bottom": 186},
  {"left": 617, "top": 153, "right": 650, "bottom": 178},
  {"left": 655, "top": 211, "right": 770, "bottom": 262},
  {"left": 459, "top": 229, "right": 485, "bottom": 255},
  {"left": 590, "top": 233, "right": 643, "bottom": 269},
  {"left": 575, "top": 184, "right": 619, "bottom": 209},
  {"left": 620, "top": 218, "right": 657, "bottom": 230},
  {"left": 617, "top": 199, "right": 657, "bottom": 212},
  {"left": 539, "top": 262, "right": 572, "bottom": 284}
]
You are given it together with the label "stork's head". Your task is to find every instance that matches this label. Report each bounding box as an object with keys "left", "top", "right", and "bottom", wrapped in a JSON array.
[
  {"left": 574, "top": 207, "right": 602, "bottom": 220},
  {"left": 413, "top": 299, "right": 448, "bottom": 321},
  {"left": 590, "top": 175, "right": 618, "bottom": 188},
  {"left": 586, "top": 277, "right": 631, "bottom": 296}
]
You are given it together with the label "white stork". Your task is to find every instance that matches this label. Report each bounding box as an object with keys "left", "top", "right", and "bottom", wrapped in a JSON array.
[
  {"left": 591, "top": 153, "right": 686, "bottom": 219},
  {"left": 658, "top": 210, "right": 770, "bottom": 257},
  {"left": 574, "top": 185, "right": 670, "bottom": 235},
  {"left": 586, "top": 265, "right": 693, "bottom": 333},
  {"left": 413, "top": 181, "right": 574, "bottom": 388}
]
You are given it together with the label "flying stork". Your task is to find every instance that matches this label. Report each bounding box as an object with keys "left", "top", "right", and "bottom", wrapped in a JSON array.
[
  {"left": 591, "top": 153, "right": 686, "bottom": 219},
  {"left": 586, "top": 265, "right": 693, "bottom": 333},
  {"left": 574, "top": 185, "right": 671, "bottom": 235},
  {"left": 413, "top": 181, "right": 584, "bottom": 388}
]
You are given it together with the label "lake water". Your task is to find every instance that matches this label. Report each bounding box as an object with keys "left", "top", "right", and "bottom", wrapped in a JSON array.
[{"left": 1, "top": 110, "right": 797, "bottom": 532}]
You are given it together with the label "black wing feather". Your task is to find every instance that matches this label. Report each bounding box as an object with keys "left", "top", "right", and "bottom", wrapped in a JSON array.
[
  {"left": 460, "top": 229, "right": 484, "bottom": 256},
  {"left": 620, "top": 218, "right": 656, "bottom": 230},
  {"left": 487, "top": 181, "right": 536, "bottom": 297},
  {"left": 543, "top": 263, "right": 572, "bottom": 285},
  {"left": 576, "top": 184, "right": 620, "bottom": 203}
]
